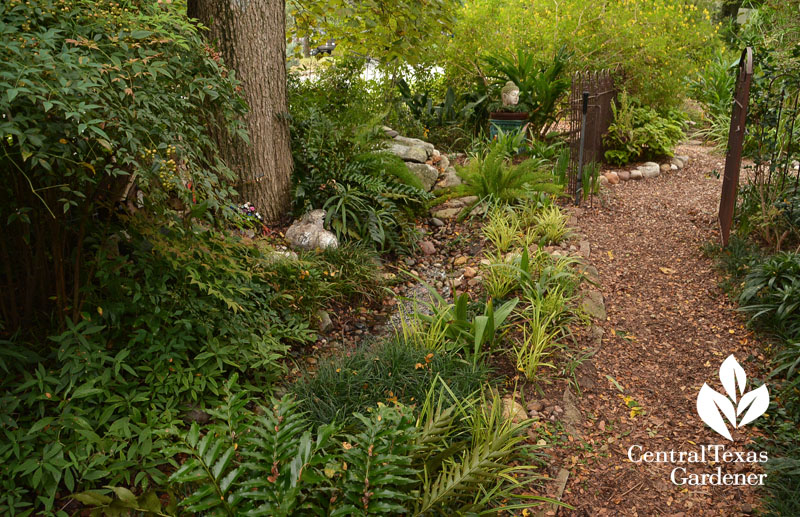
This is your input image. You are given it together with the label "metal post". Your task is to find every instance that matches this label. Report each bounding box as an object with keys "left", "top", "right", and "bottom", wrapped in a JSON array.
[
  {"left": 719, "top": 47, "right": 754, "bottom": 246},
  {"left": 575, "top": 91, "right": 589, "bottom": 206}
]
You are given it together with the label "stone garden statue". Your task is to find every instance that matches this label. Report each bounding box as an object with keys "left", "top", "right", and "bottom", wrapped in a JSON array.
[{"left": 501, "top": 81, "right": 520, "bottom": 107}]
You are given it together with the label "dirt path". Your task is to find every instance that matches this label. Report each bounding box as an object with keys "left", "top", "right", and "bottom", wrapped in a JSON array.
[{"left": 555, "top": 143, "right": 765, "bottom": 516}]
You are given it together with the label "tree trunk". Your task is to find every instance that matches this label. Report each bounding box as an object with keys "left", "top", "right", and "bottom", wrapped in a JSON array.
[{"left": 188, "top": 0, "right": 292, "bottom": 223}]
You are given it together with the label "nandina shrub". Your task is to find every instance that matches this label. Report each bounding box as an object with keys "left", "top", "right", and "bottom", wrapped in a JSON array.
[{"left": 0, "top": 0, "right": 247, "bottom": 331}]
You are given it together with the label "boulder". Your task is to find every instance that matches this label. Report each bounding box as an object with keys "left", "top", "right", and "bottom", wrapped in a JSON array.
[
  {"left": 386, "top": 142, "right": 428, "bottom": 163},
  {"left": 604, "top": 171, "right": 620, "bottom": 185},
  {"left": 393, "top": 135, "right": 435, "bottom": 157},
  {"left": 640, "top": 162, "right": 660, "bottom": 179},
  {"left": 406, "top": 162, "right": 439, "bottom": 191},
  {"left": 438, "top": 167, "right": 462, "bottom": 188},
  {"left": 285, "top": 209, "right": 339, "bottom": 251},
  {"left": 617, "top": 170, "right": 631, "bottom": 181},
  {"left": 437, "top": 154, "right": 450, "bottom": 171}
]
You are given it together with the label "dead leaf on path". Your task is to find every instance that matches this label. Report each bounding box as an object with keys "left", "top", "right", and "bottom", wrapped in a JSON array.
[{"left": 659, "top": 267, "right": 677, "bottom": 274}]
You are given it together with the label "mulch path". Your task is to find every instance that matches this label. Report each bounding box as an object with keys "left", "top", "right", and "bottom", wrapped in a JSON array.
[{"left": 548, "top": 142, "right": 766, "bottom": 516}]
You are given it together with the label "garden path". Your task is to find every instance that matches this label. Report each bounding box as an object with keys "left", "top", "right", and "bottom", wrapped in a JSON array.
[{"left": 550, "top": 142, "right": 765, "bottom": 516}]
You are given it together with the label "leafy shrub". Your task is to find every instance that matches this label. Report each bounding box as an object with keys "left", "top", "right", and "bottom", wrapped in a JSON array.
[
  {"left": 483, "top": 205, "right": 522, "bottom": 253},
  {"left": 292, "top": 339, "right": 489, "bottom": 427},
  {"left": 433, "top": 144, "right": 562, "bottom": 218},
  {"left": 443, "top": 0, "right": 721, "bottom": 109},
  {"left": 0, "top": 0, "right": 246, "bottom": 331},
  {"left": 739, "top": 252, "right": 800, "bottom": 340},
  {"left": 0, "top": 220, "right": 383, "bottom": 514},
  {"left": 604, "top": 92, "right": 687, "bottom": 165},
  {"left": 95, "top": 382, "right": 538, "bottom": 516},
  {"left": 289, "top": 63, "right": 430, "bottom": 252},
  {"left": 483, "top": 47, "right": 571, "bottom": 137}
]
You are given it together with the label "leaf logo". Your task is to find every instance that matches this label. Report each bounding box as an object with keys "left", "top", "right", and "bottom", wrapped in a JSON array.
[{"left": 696, "top": 355, "right": 769, "bottom": 440}]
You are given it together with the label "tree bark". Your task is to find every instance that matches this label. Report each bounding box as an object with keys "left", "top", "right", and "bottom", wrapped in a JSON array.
[{"left": 188, "top": 0, "right": 292, "bottom": 223}]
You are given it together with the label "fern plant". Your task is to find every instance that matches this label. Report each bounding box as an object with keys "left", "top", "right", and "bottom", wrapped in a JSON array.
[{"left": 432, "top": 145, "right": 562, "bottom": 220}]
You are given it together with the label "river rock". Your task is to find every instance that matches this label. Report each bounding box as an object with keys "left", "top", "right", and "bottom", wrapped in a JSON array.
[
  {"left": 640, "top": 162, "right": 660, "bottom": 178},
  {"left": 285, "top": 209, "right": 338, "bottom": 251},
  {"left": 630, "top": 169, "right": 643, "bottom": 180},
  {"left": 617, "top": 170, "right": 631, "bottom": 181},
  {"left": 604, "top": 171, "right": 620, "bottom": 185}
]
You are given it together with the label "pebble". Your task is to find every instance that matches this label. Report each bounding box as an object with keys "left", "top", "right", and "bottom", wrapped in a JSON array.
[
  {"left": 431, "top": 218, "right": 444, "bottom": 227},
  {"left": 419, "top": 241, "right": 436, "bottom": 255},
  {"left": 464, "top": 266, "right": 478, "bottom": 278},
  {"left": 453, "top": 256, "right": 468, "bottom": 266}
]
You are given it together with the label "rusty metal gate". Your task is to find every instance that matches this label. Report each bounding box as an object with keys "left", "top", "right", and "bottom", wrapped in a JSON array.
[{"left": 567, "top": 69, "right": 617, "bottom": 202}]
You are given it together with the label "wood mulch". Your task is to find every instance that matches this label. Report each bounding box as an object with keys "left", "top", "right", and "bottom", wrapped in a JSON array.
[{"left": 540, "top": 142, "right": 766, "bottom": 516}]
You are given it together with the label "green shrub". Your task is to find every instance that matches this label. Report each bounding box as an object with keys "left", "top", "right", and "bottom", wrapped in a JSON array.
[
  {"left": 433, "top": 144, "right": 562, "bottom": 218},
  {"left": 739, "top": 252, "right": 800, "bottom": 341},
  {"left": 289, "top": 63, "right": 430, "bottom": 252},
  {"left": 443, "top": 0, "right": 721, "bottom": 109},
  {"left": 0, "top": 0, "right": 246, "bottom": 331},
  {"left": 603, "top": 92, "right": 687, "bottom": 165},
  {"left": 113, "top": 382, "right": 539, "bottom": 516},
  {"left": 0, "top": 220, "right": 383, "bottom": 514}
]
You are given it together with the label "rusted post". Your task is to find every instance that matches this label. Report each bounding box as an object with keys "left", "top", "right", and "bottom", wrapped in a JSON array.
[{"left": 718, "top": 47, "right": 754, "bottom": 246}]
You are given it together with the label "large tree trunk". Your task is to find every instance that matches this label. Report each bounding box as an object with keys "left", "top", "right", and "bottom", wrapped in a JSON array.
[{"left": 188, "top": 0, "right": 292, "bottom": 223}]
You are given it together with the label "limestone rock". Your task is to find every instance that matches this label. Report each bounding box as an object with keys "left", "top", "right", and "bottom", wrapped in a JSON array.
[
  {"left": 406, "top": 162, "right": 439, "bottom": 191},
  {"left": 432, "top": 207, "right": 461, "bottom": 219},
  {"left": 285, "top": 209, "right": 338, "bottom": 251},
  {"left": 438, "top": 167, "right": 462, "bottom": 188},
  {"left": 393, "top": 136, "right": 435, "bottom": 157},
  {"left": 386, "top": 142, "right": 428, "bottom": 163},
  {"left": 581, "top": 289, "right": 606, "bottom": 320},
  {"left": 317, "top": 310, "right": 333, "bottom": 333},
  {"left": 502, "top": 397, "right": 527, "bottom": 423}
]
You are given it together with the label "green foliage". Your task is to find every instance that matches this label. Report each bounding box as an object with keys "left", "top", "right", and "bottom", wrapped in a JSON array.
[
  {"left": 289, "top": 64, "right": 429, "bottom": 251},
  {"left": 434, "top": 144, "right": 562, "bottom": 218},
  {"left": 483, "top": 47, "right": 571, "bottom": 137},
  {"left": 443, "top": 0, "right": 721, "bottom": 109},
  {"left": 533, "top": 205, "right": 569, "bottom": 245},
  {"left": 288, "top": 0, "right": 458, "bottom": 64},
  {"left": 0, "top": 220, "right": 383, "bottom": 515},
  {"left": 483, "top": 205, "right": 522, "bottom": 253},
  {"left": 98, "top": 382, "right": 539, "bottom": 516},
  {"left": 513, "top": 298, "right": 563, "bottom": 380},
  {"left": 0, "top": 0, "right": 246, "bottom": 330},
  {"left": 739, "top": 252, "right": 800, "bottom": 341},
  {"left": 292, "top": 340, "right": 489, "bottom": 427},
  {"left": 603, "top": 92, "right": 687, "bottom": 165}
]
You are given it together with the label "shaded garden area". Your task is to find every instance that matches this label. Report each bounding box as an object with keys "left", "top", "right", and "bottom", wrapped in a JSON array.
[{"left": 1, "top": 0, "right": 798, "bottom": 515}]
